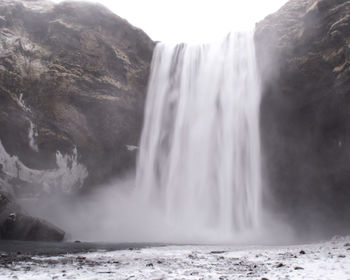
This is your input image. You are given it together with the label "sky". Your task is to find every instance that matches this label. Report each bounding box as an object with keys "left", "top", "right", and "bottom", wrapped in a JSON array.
[{"left": 52, "top": 0, "right": 288, "bottom": 43}]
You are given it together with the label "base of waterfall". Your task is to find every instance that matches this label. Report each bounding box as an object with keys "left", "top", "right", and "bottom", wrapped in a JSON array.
[{"left": 1, "top": 237, "right": 349, "bottom": 280}]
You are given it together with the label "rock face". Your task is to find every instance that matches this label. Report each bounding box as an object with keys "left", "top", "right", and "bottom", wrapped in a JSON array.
[
  {"left": 256, "top": 0, "right": 350, "bottom": 236},
  {"left": 0, "top": 0, "right": 154, "bottom": 195},
  {"left": 0, "top": 190, "right": 65, "bottom": 241}
]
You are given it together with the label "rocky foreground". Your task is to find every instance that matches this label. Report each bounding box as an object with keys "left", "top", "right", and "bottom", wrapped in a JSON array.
[{"left": 0, "top": 237, "right": 349, "bottom": 279}]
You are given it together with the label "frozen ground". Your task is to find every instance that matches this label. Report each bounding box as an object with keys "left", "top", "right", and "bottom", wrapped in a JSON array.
[{"left": 0, "top": 236, "right": 349, "bottom": 280}]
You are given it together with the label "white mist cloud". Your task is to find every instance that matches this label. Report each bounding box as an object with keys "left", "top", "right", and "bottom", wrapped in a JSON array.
[
  {"left": 22, "top": 175, "right": 295, "bottom": 244},
  {"left": 52, "top": 0, "right": 288, "bottom": 43}
]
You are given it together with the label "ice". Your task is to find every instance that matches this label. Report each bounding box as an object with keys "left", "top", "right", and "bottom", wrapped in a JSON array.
[
  {"left": 28, "top": 121, "right": 39, "bottom": 152},
  {"left": 0, "top": 237, "right": 349, "bottom": 279},
  {"left": 17, "top": 93, "right": 32, "bottom": 113}
]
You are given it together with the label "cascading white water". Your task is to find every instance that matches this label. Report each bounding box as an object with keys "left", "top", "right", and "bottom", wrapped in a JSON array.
[{"left": 136, "top": 31, "right": 262, "bottom": 240}]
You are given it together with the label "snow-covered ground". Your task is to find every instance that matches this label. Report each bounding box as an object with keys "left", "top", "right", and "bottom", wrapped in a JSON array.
[{"left": 1, "top": 236, "right": 349, "bottom": 280}]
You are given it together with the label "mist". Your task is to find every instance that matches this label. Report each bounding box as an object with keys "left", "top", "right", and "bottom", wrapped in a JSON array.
[
  {"left": 21, "top": 174, "right": 174, "bottom": 243},
  {"left": 20, "top": 172, "right": 294, "bottom": 245}
]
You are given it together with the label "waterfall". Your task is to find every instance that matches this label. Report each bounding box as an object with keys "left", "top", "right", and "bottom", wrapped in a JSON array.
[{"left": 136, "top": 31, "right": 262, "bottom": 240}]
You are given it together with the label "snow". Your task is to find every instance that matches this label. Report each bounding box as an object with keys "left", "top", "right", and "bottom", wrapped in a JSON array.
[
  {"left": 28, "top": 121, "right": 39, "bottom": 152},
  {"left": 0, "top": 237, "right": 349, "bottom": 279},
  {"left": 0, "top": 142, "right": 88, "bottom": 194},
  {"left": 18, "top": 93, "right": 32, "bottom": 113}
]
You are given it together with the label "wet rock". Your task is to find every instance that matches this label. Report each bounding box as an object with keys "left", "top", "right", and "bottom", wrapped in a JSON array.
[
  {"left": 0, "top": 191, "right": 22, "bottom": 226},
  {"left": 299, "top": 250, "right": 306, "bottom": 255},
  {"left": 256, "top": 0, "right": 350, "bottom": 236},
  {"left": 210, "top": 250, "right": 226, "bottom": 254},
  {"left": 1, "top": 212, "right": 65, "bottom": 242},
  {"left": 0, "top": 191, "right": 64, "bottom": 241},
  {"left": 0, "top": 253, "right": 32, "bottom": 266},
  {"left": 76, "top": 256, "right": 86, "bottom": 262}
]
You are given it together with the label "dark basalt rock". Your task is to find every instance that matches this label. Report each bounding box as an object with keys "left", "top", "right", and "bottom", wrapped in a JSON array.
[
  {"left": 0, "top": 191, "right": 65, "bottom": 241},
  {"left": 0, "top": 0, "right": 155, "bottom": 190},
  {"left": 256, "top": 0, "right": 350, "bottom": 236}
]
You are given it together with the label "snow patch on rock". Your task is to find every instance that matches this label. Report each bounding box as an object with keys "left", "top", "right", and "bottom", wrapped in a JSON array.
[{"left": 0, "top": 141, "right": 88, "bottom": 194}]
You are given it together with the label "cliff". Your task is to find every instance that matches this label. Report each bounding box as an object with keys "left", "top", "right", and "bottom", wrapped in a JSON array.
[
  {"left": 0, "top": 0, "right": 154, "bottom": 197},
  {"left": 256, "top": 0, "right": 350, "bottom": 236}
]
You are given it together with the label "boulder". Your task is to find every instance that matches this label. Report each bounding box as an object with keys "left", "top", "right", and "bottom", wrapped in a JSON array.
[{"left": 0, "top": 191, "right": 64, "bottom": 241}]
